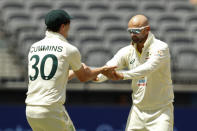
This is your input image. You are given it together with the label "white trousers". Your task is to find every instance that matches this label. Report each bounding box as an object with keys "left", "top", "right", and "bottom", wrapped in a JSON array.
[
  {"left": 26, "top": 105, "right": 75, "bottom": 131},
  {"left": 125, "top": 103, "right": 174, "bottom": 131}
]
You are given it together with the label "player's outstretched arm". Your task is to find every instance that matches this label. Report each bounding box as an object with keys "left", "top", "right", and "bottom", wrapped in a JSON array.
[{"left": 74, "top": 63, "right": 117, "bottom": 82}]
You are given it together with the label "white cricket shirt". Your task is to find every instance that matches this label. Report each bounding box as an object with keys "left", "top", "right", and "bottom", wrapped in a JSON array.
[
  {"left": 97, "top": 32, "right": 174, "bottom": 110},
  {"left": 25, "top": 31, "right": 82, "bottom": 106}
]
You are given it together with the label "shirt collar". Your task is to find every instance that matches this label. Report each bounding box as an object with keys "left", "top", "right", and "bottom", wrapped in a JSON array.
[{"left": 45, "top": 30, "right": 68, "bottom": 42}]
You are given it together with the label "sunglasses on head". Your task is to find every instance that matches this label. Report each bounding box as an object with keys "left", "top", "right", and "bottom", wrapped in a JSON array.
[{"left": 127, "top": 26, "right": 149, "bottom": 34}]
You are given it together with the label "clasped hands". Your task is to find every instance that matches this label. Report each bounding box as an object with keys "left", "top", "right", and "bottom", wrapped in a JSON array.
[
  {"left": 100, "top": 65, "right": 124, "bottom": 81},
  {"left": 81, "top": 63, "right": 123, "bottom": 81}
]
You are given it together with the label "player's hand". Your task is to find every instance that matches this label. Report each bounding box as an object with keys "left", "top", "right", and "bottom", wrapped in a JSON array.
[
  {"left": 104, "top": 71, "right": 123, "bottom": 80},
  {"left": 101, "top": 65, "right": 123, "bottom": 80},
  {"left": 113, "top": 72, "right": 124, "bottom": 80},
  {"left": 101, "top": 65, "right": 117, "bottom": 73},
  {"left": 81, "top": 63, "right": 88, "bottom": 69},
  {"left": 92, "top": 76, "right": 99, "bottom": 81},
  {"left": 101, "top": 65, "right": 116, "bottom": 80},
  {"left": 81, "top": 63, "right": 91, "bottom": 73},
  {"left": 102, "top": 70, "right": 116, "bottom": 80},
  {"left": 101, "top": 65, "right": 116, "bottom": 75}
]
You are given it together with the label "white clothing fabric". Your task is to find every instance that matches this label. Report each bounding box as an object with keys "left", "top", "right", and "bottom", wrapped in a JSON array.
[
  {"left": 97, "top": 32, "right": 174, "bottom": 110},
  {"left": 26, "top": 31, "right": 82, "bottom": 106}
]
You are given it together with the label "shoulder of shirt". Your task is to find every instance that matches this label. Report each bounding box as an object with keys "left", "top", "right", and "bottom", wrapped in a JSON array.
[
  {"left": 31, "top": 37, "right": 79, "bottom": 54},
  {"left": 31, "top": 39, "right": 44, "bottom": 47},
  {"left": 63, "top": 41, "right": 80, "bottom": 57},
  {"left": 64, "top": 40, "right": 78, "bottom": 50},
  {"left": 59, "top": 41, "right": 79, "bottom": 56},
  {"left": 44, "top": 37, "right": 78, "bottom": 50},
  {"left": 151, "top": 38, "right": 169, "bottom": 50}
]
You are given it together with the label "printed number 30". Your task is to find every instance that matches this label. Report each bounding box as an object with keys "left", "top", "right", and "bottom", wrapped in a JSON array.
[{"left": 29, "top": 54, "right": 58, "bottom": 81}]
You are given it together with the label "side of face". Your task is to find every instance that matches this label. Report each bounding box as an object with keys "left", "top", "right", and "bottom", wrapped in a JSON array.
[{"left": 59, "top": 23, "right": 70, "bottom": 38}]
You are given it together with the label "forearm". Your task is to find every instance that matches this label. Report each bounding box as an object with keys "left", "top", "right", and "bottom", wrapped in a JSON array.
[
  {"left": 74, "top": 63, "right": 117, "bottom": 82},
  {"left": 84, "top": 67, "right": 105, "bottom": 81},
  {"left": 122, "top": 57, "right": 168, "bottom": 80},
  {"left": 121, "top": 65, "right": 153, "bottom": 80},
  {"left": 122, "top": 47, "right": 170, "bottom": 80}
]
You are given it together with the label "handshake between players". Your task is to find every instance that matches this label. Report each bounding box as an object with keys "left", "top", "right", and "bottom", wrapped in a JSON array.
[{"left": 69, "top": 63, "right": 123, "bottom": 82}]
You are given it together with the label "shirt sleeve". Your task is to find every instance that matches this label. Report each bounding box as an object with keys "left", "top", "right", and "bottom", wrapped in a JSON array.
[
  {"left": 122, "top": 45, "right": 170, "bottom": 80},
  {"left": 67, "top": 47, "right": 82, "bottom": 71},
  {"left": 106, "top": 48, "right": 127, "bottom": 69}
]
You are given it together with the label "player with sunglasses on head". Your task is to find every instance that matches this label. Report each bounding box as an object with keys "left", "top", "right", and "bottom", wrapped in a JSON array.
[{"left": 95, "top": 15, "right": 174, "bottom": 131}]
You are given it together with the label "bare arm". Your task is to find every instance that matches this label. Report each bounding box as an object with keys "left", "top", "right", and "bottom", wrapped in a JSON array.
[
  {"left": 74, "top": 63, "right": 117, "bottom": 82},
  {"left": 66, "top": 47, "right": 116, "bottom": 82}
]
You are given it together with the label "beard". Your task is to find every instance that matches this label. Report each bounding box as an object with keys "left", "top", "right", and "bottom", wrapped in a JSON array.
[{"left": 132, "top": 35, "right": 146, "bottom": 44}]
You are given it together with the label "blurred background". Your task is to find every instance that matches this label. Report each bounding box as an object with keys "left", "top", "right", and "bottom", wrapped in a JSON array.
[{"left": 0, "top": 0, "right": 197, "bottom": 130}]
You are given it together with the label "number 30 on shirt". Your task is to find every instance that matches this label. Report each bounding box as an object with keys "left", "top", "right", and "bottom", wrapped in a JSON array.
[{"left": 29, "top": 54, "right": 58, "bottom": 81}]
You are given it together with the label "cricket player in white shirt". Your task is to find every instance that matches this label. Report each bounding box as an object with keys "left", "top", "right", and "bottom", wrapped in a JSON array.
[
  {"left": 95, "top": 15, "right": 174, "bottom": 131},
  {"left": 25, "top": 10, "right": 116, "bottom": 131}
]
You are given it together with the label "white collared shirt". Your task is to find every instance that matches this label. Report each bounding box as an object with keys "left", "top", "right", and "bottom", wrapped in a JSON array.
[
  {"left": 97, "top": 32, "right": 174, "bottom": 110},
  {"left": 26, "top": 31, "right": 82, "bottom": 106}
]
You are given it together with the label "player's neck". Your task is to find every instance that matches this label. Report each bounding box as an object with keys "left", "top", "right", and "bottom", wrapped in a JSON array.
[{"left": 137, "top": 43, "right": 144, "bottom": 53}]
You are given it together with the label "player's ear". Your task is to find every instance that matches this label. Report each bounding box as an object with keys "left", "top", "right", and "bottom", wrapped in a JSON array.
[
  {"left": 64, "top": 23, "right": 70, "bottom": 30},
  {"left": 58, "top": 24, "right": 63, "bottom": 33},
  {"left": 60, "top": 24, "right": 65, "bottom": 30},
  {"left": 144, "top": 26, "right": 150, "bottom": 34}
]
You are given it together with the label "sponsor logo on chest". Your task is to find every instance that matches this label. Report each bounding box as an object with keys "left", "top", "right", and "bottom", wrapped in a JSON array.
[{"left": 130, "top": 59, "right": 135, "bottom": 64}]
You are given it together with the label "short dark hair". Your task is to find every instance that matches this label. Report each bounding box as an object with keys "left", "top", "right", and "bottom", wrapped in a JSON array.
[
  {"left": 45, "top": 10, "right": 72, "bottom": 32},
  {"left": 46, "top": 20, "right": 70, "bottom": 32}
]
